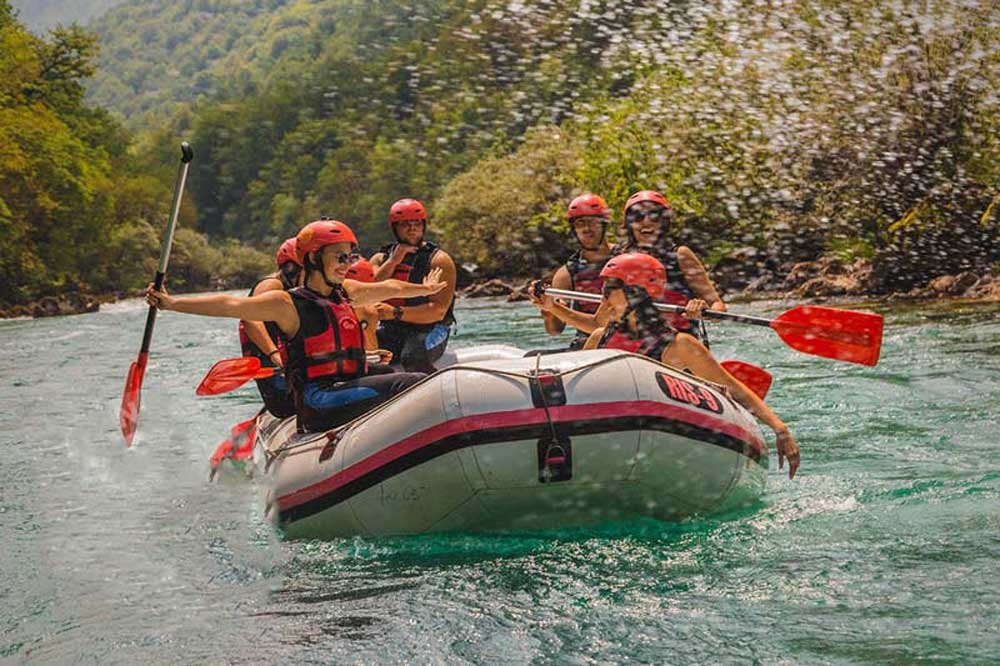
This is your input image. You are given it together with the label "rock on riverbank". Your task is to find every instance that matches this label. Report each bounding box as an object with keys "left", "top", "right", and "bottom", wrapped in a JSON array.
[{"left": 0, "top": 290, "right": 103, "bottom": 319}]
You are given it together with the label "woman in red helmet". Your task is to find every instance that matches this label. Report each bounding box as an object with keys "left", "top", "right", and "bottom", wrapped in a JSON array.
[
  {"left": 617, "top": 190, "right": 726, "bottom": 345},
  {"left": 146, "top": 220, "right": 446, "bottom": 432},
  {"left": 369, "top": 198, "right": 457, "bottom": 373},
  {"left": 527, "top": 193, "right": 614, "bottom": 352},
  {"left": 583, "top": 253, "right": 800, "bottom": 479},
  {"left": 238, "top": 237, "right": 304, "bottom": 417}
]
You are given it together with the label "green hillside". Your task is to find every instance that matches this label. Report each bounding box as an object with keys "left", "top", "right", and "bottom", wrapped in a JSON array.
[
  {"left": 95, "top": 0, "right": 647, "bottom": 249},
  {"left": 5, "top": 0, "right": 997, "bottom": 309},
  {"left": 0, "top": 0, "right": 268, "bottom": 307}
]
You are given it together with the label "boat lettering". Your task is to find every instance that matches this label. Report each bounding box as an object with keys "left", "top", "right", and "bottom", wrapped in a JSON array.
[
  {"left": 379, "top": 485, "right": 423, "bottom": 503},
  {"left": 655, "top": 373, "right": 723, "bottom": 414}
]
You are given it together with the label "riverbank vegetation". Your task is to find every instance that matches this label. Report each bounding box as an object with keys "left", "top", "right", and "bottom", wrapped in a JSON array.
[
  {"left": 0, "top": 0, "right": 268, "bottom": 312},
  {"left": 3, "top": 0, "right": 998, "bottom": 314}
]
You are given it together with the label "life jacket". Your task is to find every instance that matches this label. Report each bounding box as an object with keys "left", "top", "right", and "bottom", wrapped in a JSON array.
[
  {"left": 380, "top": 241, "right": 455, "bottom": 328},
  {"left": 597, "top": 321, "right": 676, "bottom": 360},
  {"left": 565, "top": 250, "right": 608, "bottom": 315},
  {"left": 238, "top": 275, "right": 291, "bottom": 368},
  {"left": 285, "top": 286, "right": 367, "bottom": 386}
]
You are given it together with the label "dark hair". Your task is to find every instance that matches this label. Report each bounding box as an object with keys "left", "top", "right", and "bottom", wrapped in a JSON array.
[{"left": 626, "top": 289, "right": 671, "bottom": 337}]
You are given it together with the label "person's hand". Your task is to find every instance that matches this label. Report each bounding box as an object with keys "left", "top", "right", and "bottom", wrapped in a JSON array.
[
  {"left": 421, "top": 267, "right": 447, "bottom": 294},
  {"left": 526, "top": 280, "right": 557, "bottom": 312},
  {"left": 374, "top": 302, "right": 395, "bottom": 321},
  {"left": 776, "top": 429, "right": 800, "bottom": 480},
  {"left": 390, "top": 243, "right": 418, "bottom": 264},
  {"left": 684, "top": 298, "right": 708, "bottom": 320},
  {"left": 145, "top": 283, "right": 174, "bottom": 311},
  {"left": 268, "top": 351, "right": 285, "bottom": 369},
  {"left": 373, "top": 348, "right": 393, "bottom": 364}
]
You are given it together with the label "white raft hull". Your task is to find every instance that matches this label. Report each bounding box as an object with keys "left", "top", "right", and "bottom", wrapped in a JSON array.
[{"left": 255, "top": 348, "right": 768, "bottom": 539}]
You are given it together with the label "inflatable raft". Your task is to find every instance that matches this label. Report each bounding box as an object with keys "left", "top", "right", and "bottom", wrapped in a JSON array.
[{"left": 253, "top": 347, "right": 768, "bottom": 539}]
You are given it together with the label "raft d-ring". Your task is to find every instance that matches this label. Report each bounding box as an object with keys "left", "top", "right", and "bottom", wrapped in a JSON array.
[{"left": 319, "top": 429, "right": 345, "bottom": 462}]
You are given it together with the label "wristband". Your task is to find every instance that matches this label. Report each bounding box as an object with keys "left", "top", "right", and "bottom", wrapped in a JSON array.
[{"left": 393, "top": 305, "right": 403, "bottom": 321}]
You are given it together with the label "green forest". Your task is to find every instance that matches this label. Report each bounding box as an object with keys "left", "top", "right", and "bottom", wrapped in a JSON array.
[{"left": 2, "top": 0, "right": 998, "bottom": 311}]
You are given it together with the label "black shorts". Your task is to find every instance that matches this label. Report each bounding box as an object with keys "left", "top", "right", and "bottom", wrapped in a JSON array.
[{"left": 377, "top": 321, "right": 451, "bottom": 373}]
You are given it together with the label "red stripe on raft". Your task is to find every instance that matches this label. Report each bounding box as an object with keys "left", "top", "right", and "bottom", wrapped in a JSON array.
[{"left": 277, "top": 400, "right": 765, "bottom": 512}]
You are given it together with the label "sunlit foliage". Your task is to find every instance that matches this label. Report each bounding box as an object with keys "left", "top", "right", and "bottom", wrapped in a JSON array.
[{"left": 0, "top": 1, "right": 268, "bottom": 305}]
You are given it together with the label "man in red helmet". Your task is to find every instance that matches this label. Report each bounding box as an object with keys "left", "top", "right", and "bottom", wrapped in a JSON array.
[
  {"left": 146, "top": 220, "right": 446, "bottom": 432},
  {"left": 526, "top": 194, "right": 614, "bottom": 352},
  {"left": 238, "top": 237, "right": 303, "bottom": 417},
  {"left": 369, "top": 198, "right": 457, "bottom": 373}
]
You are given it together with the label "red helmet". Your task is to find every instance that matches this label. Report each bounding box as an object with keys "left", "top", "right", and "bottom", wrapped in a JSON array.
[
  {"left": 346, "top": 257, "right": 375, "bottom": 283},
  {"left": 599, "top": 252, "right": 666, "bottom": 300},
  {"left": 295, "top": 220, "right": 358, "bottom": 261},
  {"left": 275, "top": 238, "right": 301, "bottom": 267},
  {"left": 389, "top": 198, "right": 427, "bottom": 226},
  {"left": 567, "top": 194, "right": 610, "bottom": 220},
  {"left": 623, "top": 190, "right": 673, "bottom": 219}
]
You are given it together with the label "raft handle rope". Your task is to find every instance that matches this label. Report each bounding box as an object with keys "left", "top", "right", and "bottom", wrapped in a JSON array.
[
  {"left": 532, "top": 352, "right": 560, "bottom": 444},
  {"left": 262, "top": 351, "right": 730, "bottom": 464}
]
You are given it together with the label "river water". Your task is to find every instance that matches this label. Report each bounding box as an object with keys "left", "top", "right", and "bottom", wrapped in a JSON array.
[{"left": 1, "top": 296, "right": 998, "bottom": 664}]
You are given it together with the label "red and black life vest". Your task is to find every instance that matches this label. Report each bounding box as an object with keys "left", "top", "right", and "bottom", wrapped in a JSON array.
[
  {"left": 598, "top": 321, "right": 677, "bottom": 360},
  {"left": 565, "top": 250, "right": 608, "bottom": 315},
  {"left": 238, "top": 275, "right": 292, "bottom": 368},
  {"left": 285, "top": 286, "right": 367, "bottom": 385},
  {"left": 380, "top": 241, "right": 455, "bottom": 328}
]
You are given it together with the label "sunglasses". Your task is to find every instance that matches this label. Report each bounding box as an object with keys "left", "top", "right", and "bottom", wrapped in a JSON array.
[
  {"left": 323, "top": 250, "right": 358, "bottom": 265},
  {"left": 625, "top": 207, "right": 669, "bottom": 224}
]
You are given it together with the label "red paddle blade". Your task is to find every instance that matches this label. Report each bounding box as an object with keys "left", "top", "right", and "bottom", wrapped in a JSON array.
[
  {"left": 771, "top": 305, "right": 884, "bottom": 367},
  {"left": 721, "top": 360, "right": 773, "bottom": 399},
  {"left": 196, "top": 357, "right": 272, "bottom": 396},
  {"left": 119, "top": 352, "right": 148, "bottom": 447},
  {"left": 209, "top": 415, "right": 259, "bottom": 479}
]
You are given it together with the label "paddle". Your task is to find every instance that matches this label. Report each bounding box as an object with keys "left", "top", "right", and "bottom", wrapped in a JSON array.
[
  {"left": 208, "top": 413, "right": 260, "bottom": 480},
  {"left": 119, "top": 142, "right": 194, "bottom": 446},
  {"left": 544, "top": 287, "right": 884, "bottom": 367},
  {"left": 196, "top": 357, "right": 276, "bottom": 396},
  {"left": 720, "top": 360, "right": 773, "bottom": 399},
  {"left": 196, "top": 353, "right": 387, "bottom": 396}
]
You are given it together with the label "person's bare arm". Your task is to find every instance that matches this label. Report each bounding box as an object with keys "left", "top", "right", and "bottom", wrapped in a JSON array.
[
  {"left": 677, "top": 246, "right": 726, "bottom": 318},
  {"left": 371, "top": 245, "right": 417, "bottom": 281},
  {"left": 540, "top": 267, "right": 571, "bottom": 335},
  {"left": 375, "top": 251, "right": 457, "bottom": 325},
  {"left": 242, "top": 277, "right": 285, "bottom": 363},
  {"left": 582, "top": 327, "right": 606, "bottom": 350},
  {"left": 345, "top": 267, "right": 446, "bottom": 305},
  {"left": 661, "top": 334, "right": 799, "bottom": 479},
  {"left": 146, "top": 287, "right": 299, "bottom": 338}
]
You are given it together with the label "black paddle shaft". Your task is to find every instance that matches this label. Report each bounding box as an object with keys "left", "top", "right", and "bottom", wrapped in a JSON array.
[{"left": 137, "top": 142, "right": 194, "bottom": 355}]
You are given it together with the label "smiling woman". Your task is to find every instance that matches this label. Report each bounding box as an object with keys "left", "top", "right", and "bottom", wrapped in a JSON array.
[{"left": 144, "top": 219, "right": 448, "bottom": 433}]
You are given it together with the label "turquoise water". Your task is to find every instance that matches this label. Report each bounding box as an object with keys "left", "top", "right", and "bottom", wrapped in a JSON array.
[{"left": 2, "top": 297, "right": 998, "bottom": 663}]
